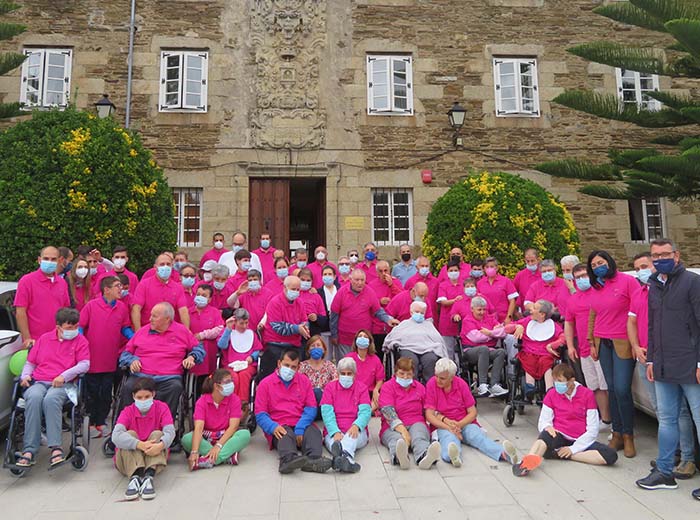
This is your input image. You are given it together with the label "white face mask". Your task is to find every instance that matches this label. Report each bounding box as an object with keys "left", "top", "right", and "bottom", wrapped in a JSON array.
[
  {"left": 316, "top": 252, "right": 326, "bottom": 261},
  {"left": 214, "top": 241, "right": 224, "bottom": 250},
  {"left": 75, "top": 267, "right": 88, "bottom": 279},
  {"left": 113, "top": 258, "right": 127, "bottom": 269}
]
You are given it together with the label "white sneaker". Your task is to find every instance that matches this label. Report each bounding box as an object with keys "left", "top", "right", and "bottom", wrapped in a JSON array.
[
  {"left": 447, "top": 442, "right": 462, "bottom": 468},
  {"left": 502, "top": 440, "right": 520, "bottom": 465},
  {"left": 124, "top": 476, "right": 141, "bottom": 501},
  {"left": 139, "top": 476, "right": 156, "bottom": 500},
  {"left": 489, "top": 384, "right": 508, "bottom": 397},
  {"left": 477, "top": 383, "right": 490, "bottom": 397},
  {"left": 418, "top": 441, "right": 441, "bottom": 470},
  {"left": 395, "top": 438, "right": 410, "bottom": 470}
]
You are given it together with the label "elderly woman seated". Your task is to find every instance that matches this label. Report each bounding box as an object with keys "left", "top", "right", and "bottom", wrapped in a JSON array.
[
  {"left": 320, "top": 357, "right": 371, "bottom": 473},
  {"left": 506, "top": 299, "right": 565, "bottom": 394},
  {"left": 513, "top": 364, "right": 618, "bottom": 477},
  {"left": 425, "top": 358, "right": 518, "bottom": 467},
  {"left": 457, "top": 296, "right": 508, "bottom": 398},
  {"left": 383, "top": 301, "right": 448, "bottom": 384}
]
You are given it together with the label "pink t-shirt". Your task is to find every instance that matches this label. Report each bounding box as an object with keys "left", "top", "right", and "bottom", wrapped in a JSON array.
[
  {"left": 79, "top": 297, "right": 131, "bottom": 373},
  {"left": 436, "top": 280, "right": 464, "bottom": 336},
  {"left": 220, "top": 328, "right": 263, "bottom": 366},
  {"left": 460, "top": 311, "right": 502, "bottom": 348},
  {"left": 27, "top": 330, "right": 90, "bottom": 382},
  {"left": 298, "top": 290, "right": 327, "bottom": 320},
  {"left": 199, "top": 247, "right": 229, "bottom": 267},
  {"left": 385, "top": 289, "right": 434, "bottom": 323},
  {"left": 437, "top": 263, "right": 471, "bottom": 285},
  {"left": 252, "top": 247, "right": 277, "bottom": 283},
  {"left": 207, "top": 281, "right": 235, "bottom": 311},
  {"left": 320, "top": 379, "right": 370, "bottom": 433},
  {"left": 359, "top": 260, "right": 379, "bottom": 284},
  {"left": 237, "top": 287, "right": 273, "bottom": 330},
  {"left": 345, "top": 351, "right": 384, "bottom": 393},
  {"left": 227, "top": 271, "right": 248, "bottom": 293},
  {"left": 193, "top": 392, "right": 242, "bottom": 432},
  {"left": 543, "top": 384, "right": 597, "bottom": 439},
  {"left": 513, "top": 317, "right": 565, "bottom": 356},
  {"left": 450, "top": 294, "right": 496, "bottom": 325},
  {"left": 628, "top": 285, "right": 649, "bottom": 349},
  {"left": 124, "top": 321, "right": 200, "bottom": 376},
  {"left": 14, "top": 269, "right": 71, "bottom": 339},
  {"left": 404, "top": 272, "right": 439, "bottom": 318},
  {"left": 477, "top": 275, "right": 518, "bottom": 321},
  {"left": 378, "top": 377, "right": 427, "bottom": 437},
  {"left": 564, "top": 290, "right": 593, "bottom": 357},
  {"left": 263, "top": 275, "right": 285, "bottom": 296},
  {"left": 590, "top": 273, "right": 639, "bottom": 339},
  {"left": 524, "top": 278, "right": 571, "bottom": 316},
  {"left": 368, "top": 277, "right": 403, "bottom": 334},
  {"left": 331, "top": 285, "right": 381, "bottom": 346},
  {"left": 513, "top": 268, "right": 540, "bottom": 308},
  {"left": 262, "top": 292, "right": 307, "bottom": 346},
  {"left": 71, "top": 282, "right": 91, "bottom": 311},
  {"left": 308, "top": 261, "right": 337, "bottom": 288},
  {"left": 424, "top": 375, "right": 475, "bottom": 422},
  {"left": 131, "top": 276, "right": 188, "bottom": 326},
  {"left": 255, "top": 371, "right": 316, "bottom": 427},
  {"left": 189, "top": 305, "right": 224, "bottom": 376},
  {"left": 116, "top": 400, "right": 173, "bottom": 441}
]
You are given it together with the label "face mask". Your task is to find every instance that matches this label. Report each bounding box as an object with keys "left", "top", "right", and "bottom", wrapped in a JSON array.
[
  {"left": 121, "top": 289, "right": 129, "bottom": 298},
  {"left": 401, "top": 253, "right": 411, "bottom": 262},
  {"left": 214, "top": 281, "right": 226, "bottom": 291},
  {"left": 220, "top": 382, "right": 235, "bottom": 396},
  {"left": 296, "top": 261, "right": 307, "bottom": 269},
  {"left": 636, "top": 268, "right": 653, "bottom": 285},
  {"left": 233, "top": 245, "right": 243, "bottom": 254},
  {"left": 248, "top": 280, "right": 261, "bottom": 292},
  {"left": 194, "top": 295, "right": 209, "bottom": 308},
  {"left": 339, "top": 375, "right": 354, "bottom": 389},
  {"left": 61, "top": 328, "right": 79, "bottom": 340},
  {"left": 447, "top": 271, "right": 460, "bottom": 281},
  {"left": 286, "top": 289, "right": 300, "bottom": 301},
  {"left": 396, "top": 376, "right": 413, "bottom": 388},
  {"left": 575, "top": 277, "right": 591, "bottom": 291},
  {"left": 411, "top": 312, "right": 425, "bottom": 324},
  {"left": 526, "top": 263, "right": 538, "bottom": 272},
  {"left": 300, "top": 281, "right": 312, "bottom": 292},
  {"left": 451, "top": 256, "right": 463, "bottom": 264},
  {"left": 356, "top": 336, "right": 370, "bottom": 349},
  {"left": 40, "top": 260, "right": 58, "bottom": 275},
  {"left": 214, "top": 241, "right": 224, "bottom": 250},
  {"left": 87, "top": 267, "right": 97, "bottom": 276},
  {"left": 174, "top": 261, "right": 186, "bottom": 272},
  {"left": 75, "top": 267, "right": 88, "bottom": 279},
  {"left": 309, "top": 347, "right": 324, "bottom": 360},
  {"left": 279, "top": 366, "right": 295, "bottom": 382},
  {"left": 470, "top": 269, "right": 483, "bottom": 278},
  {"left": 113, "top": 258, "right": 127, "bottom": 269},
  {"left": 554, "top": 381, "right": 568, "bottom": 395},
  {"left": 323, "top": 275, "right": 335, "bottom": 286},
  {"left": 260, "top": 239, "right": 270, "bottom": 249},
  {"left": 349, "top": 254, "right": 359, "bottom": 264},
  {"left": 365, "top": 251, "right": 376, "bottom": 262},
  {"left": 541, "top": 271, "right": 556, "bottom": 283},
  {"left": 563, "top": 273, "right": 574, "bottom": 281},
  {"left": 202, "top": 272, "right": 213, "bottom": 282},
  {"left": 240, "top": 261, "right": 251, "bottom": 271},
  {"left": 276, "top": 268, "right": 289, "bottom": 278},
  {"left": 485, "top": 267, "right": 497, "bottom": 278},
  {"left": 181, "top": 276, "right": 196, "bottom": 288},
  {"left": 419, "top": 267, "right": 430, "bottom": 277},
  {"left": 316, "top": 252, "right": 326, "bottom": 261},
  {"left": 653, "top": 258, "right": 675, "bottom": 275},
  {"left": 339, "top": 264, "right": 351, "bottom": 275},
  {"left": 592, "top": 265, "right": 608, "bottom": 278},
  {"left": 157, "top": 265, "right": 172, "bottom": 280},
  {"left": 135, "top": 398, "right": 153, "bottom": 413},
  {"left": 464, "top": 287, "right": 477, "bottom": 297}
]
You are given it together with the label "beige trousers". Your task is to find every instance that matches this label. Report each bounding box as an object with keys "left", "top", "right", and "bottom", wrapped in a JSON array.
[{"left": 115, "top": 430, "right": 167, "bottom": 477}]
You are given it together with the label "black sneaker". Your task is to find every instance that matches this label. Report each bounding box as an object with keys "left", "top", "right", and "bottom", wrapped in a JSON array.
[
  {"left": 139, "top": 476, "right": 156, "bottom": 500},
  {"left": 336, "top": 454, "right": 361, "bottom": 473},
  {"left": 636, "top": 469, "right": 678, "bottom": 490},
  {"left": 301, "top": 456, "right": 333, "bottom": 473},
  {"left": 692, "top": 488, "right": 700, "bottom": 501},
  {"left": 330, "top": 441, "right": 343, "bottom": 471},
  {"left": 279, "top": 454, "right": 308, "bottom": 474},
  {"left": 124, "top": 476, "right": 141, "bottom": 500}
]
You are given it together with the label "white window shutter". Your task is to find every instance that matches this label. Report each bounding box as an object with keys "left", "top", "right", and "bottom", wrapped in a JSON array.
[
  {"left": 494, "top": 59, "right": 518, "bottom": 115},
  {"left": 367, "top": 55, "right": 390, "bottom": 114},
  {"left": 401, "top": 56, "right": 414, "bottom": 114},
  {"left": 200, "top": 52, "right": 208, "bottom": 112},
  {"left": 19, "top": 49, "right": 44, "bottom": 107},
  {"left": 159, "top": 51, "right": 182, "bottom": 111},
  {"left": 61, "top": 50, "right": 72, "bottom": 107},
  {"left": 182, "top": 52, "right": 207, "bottom": 111},
  {"left": 527, "top": 59, "right": 540, "bottom": 116}
]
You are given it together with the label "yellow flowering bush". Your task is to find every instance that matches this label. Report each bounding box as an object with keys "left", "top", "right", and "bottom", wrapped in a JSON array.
[{"left": 423, "top": 171, "right": 580, "bottom": 278}]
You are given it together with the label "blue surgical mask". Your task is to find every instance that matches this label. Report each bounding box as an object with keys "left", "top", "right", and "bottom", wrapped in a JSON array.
[
  {"left": 554, "top": 382, "right": 568, "bottom": 395},
  {"left": 135, "top": 398, "right": 153, "bottom": 413},
  {"left": 248, "top": 280, "right": 261, "bottom": 292},
  {"left": 339, "top": 264, "right": 351, "bottom": 275},
  {"left": 563, "top": 273, "right": 574, "bottom": 281},
  {"left": 396, "top": 376, "right": 413, "bottom": 388},
  {"left": 309, "top": 347, "right": 324, "bottom": 360},
  {"left": 365, "top": 251, "right": 376, "bottom": 261},
  {"left": 181, "top": 276, "right": 196, "bottom": 288},
  {"left": 653, "top": 258, "right": 675, "bottom": 275},
  {"left": 636, "top": 268, "right": 653, "bottom": 285},
  {"left": 419, "top": 267, "right": 430, "bottom": 277},
  {"left": 464, "top": 287, "right": 477, "bottom": 297},
  {"left": 194, "top": 295, "right": 208, "bottom": 308},
  {"left": 61, "top": 328, "right": 79, "bottom": 340},
  {"left": 233, "top": 245, "right": 243, "bottom": 254},
  {"left": 339, "top": 375, "right": 354, "bottom": 389},
  {"left": 260, "top": 239, "right": 270, "bottom": 249},
  {"left": 40, "top": 260, "right": 58, "bottom": 275},
  {"left": 279, "top": 366, "right": 295, "bottom": 382},
  {"left": 300, "top": 281, "right": 312, "bottom": 291},
  {"left": 447, "top": 271, "right": 460, "bottom": 281},
  {"left": 322, "top": 275, "right": 335, "bottom": 286},
  {"left": 592, "top": 265, "right": 608, "bottom": 278},
  {"left": 296, "top": 261, "right": 307, "bottom": 268},
  {"left": 157, "top": 265, "right": 172, "bottom": 280},
  {"left": 356, "top": 336, "right": 370, "bottom": 349},
  {"left": 411, "top": 312, "right": 425, "bottom": 324},
  {"left": 286, "top": 289, "right": 300, "bottom": 301},
  {"left": 526, "top": 263, "right": 538, "bottom": 272},
  {"left": 121, "top": 289, "right": 129, "bottom": 298},
  {"left": 240, "top": 261, "right": 252, "bottom": 271},
  {"left": 220, "top": 382, "right": 235, "bottom": 396},
  {"left": 470, "top": 269, "right": 483, "bottom": 278},
  {"left": 541, "top": 271, "right": 556, "bottom": 283},
  {"left": 89, "top": 267, "right": 98, "bottom": 276},
  {"left": 174, "top": 261, "right": 185, "bottom": 272},
  {"left": 277, "top": 268, "right": 289, "bottom": 279},
  {"left": 214, "top": 281, "right": 226, "bottom": 291},
  {"left": 575, "top": 277, "right": 591, "bottom": 291}
]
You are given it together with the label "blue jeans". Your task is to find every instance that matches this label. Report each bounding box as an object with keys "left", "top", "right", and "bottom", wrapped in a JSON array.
[
  {"left": 324, "top": 428, "right": 369, "bottom": 462},
  {"left": 598, "top": 339, "right": 635, "bottom": 434},
  {"left": 22, "top": 383, "right": 69, "bottom": 454},
  {"left": 436, "top": 424, "right": 502, "bottom": 462},
  {"left": 654, "top": 381, "right": 700, "bottom": 476}
]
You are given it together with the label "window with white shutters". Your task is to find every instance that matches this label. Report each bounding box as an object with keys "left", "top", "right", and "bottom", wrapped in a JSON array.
[
  {"left": 19, "top": 48, "right": 72, "bottom": 109},
  {"left": 366, "top": 55, "right": 413, "bottom": 115},
  {"left": 493, "top": 57, "right": 540, "bottom": 117},
  {"left": 615, "top": 68, "right": 660, "bottom": 111},
  {"left": 159, "top": 51, "right": 208, "bottom": 112},
  {"left": 629, "top": 197, "right": 666, "bottom": 243}
]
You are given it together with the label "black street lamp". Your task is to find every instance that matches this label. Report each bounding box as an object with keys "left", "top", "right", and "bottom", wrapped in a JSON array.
[
  {"left": 94, "top": 94, "right": 116, "bottom": 119},
  {"left": 447, "top": 101, "right": 467, "bottom": 147}
]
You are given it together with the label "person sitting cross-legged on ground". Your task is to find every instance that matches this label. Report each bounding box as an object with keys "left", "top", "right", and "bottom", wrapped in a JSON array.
[
  {"left": 513, "top": 364, "right": 618, "bottom": 477},
  {"left": 183, "top": 369, "right": 251, "bottom": 471}
]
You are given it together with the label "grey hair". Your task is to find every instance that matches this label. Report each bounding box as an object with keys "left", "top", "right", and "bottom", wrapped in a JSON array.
[
  {"left": 180, "top": 262, "right": 197, "bottom": 273},
  {"left": 470, "top": 296, "right": 487, "bottom": 309},
  {"left": 484, "top": 256, "right": 498, "bottom": 265},
  {"left": 434, "top": 357, "right": 457, "bottom": 377},
  {"left": 233, "top": 308, "right": 249, "bottom": 320},
  {"left": 211, "top": 264, "right": 230, "bottom": 278},
  {"left": 337, "top": 357, "right": 357, "bottom": 373},
  {"left": 409, "top": 301, "right": 427, "bottom": 313},
  {"left": 155, "top": 302, "right": 175, "bottom": 320},
  {"left": 560, "top": 255, "right": 580, "bottom": 268},
  {"left": 295, "top": 247, "right": 307, "bottom": 256},
  {"left": 247, "top": 268, "right": 262, "bottom": 279},
  {"left": 540, "top": 259, "right": 556, "bottom": 269},
  {"left": 535, "top": 299, "right": 554, "bottom": 319}
]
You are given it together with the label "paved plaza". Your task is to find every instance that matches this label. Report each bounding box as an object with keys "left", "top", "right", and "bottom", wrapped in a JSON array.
[{"left": 0, "top": 399, "right": 697, "bottom": 520}]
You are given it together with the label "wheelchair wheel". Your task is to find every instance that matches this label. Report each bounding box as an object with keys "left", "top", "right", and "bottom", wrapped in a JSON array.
[
  {"left": 102, "top": 437, "right": 115, "bottom": 457},
  {"left": 503, "top": 404, "right": 515, "bottom": 427},
  {"left": 71, "top": 446, "right": 89, "bottom": 471}
]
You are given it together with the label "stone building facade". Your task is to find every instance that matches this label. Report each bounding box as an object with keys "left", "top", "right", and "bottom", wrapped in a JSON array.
[{"left": 1, "top": 0, "right": 699, "bottom": 267}]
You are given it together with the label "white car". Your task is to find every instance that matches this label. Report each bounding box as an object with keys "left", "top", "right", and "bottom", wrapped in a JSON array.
[{"left": 0, "top": 281, "right": 21, "bottom": 430}]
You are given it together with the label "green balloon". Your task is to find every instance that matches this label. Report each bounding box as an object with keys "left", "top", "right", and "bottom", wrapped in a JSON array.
[{"left": 9, "top": 349, "right": 28, "bottom": 377}]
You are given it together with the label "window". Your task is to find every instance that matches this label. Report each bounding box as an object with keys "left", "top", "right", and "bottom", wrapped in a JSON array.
[
  {"left": 615, "top": 68, "right": 660, "bottom": 111},
  {"left": 493, "top": 57, "right": 540, "bottom": 117},
  {"left": 159, "top": 51, "right": 208, "bottom": 112},
  {"left": 371, "top": 189, "right": 413, "bottom": 245},
  {"left": 172, "top": 188, "right": 203, "bottom": 247},
  {"left": 629, "top": 198, "right": 665, "bottom": 242},
  {"left": 19, "top": 48, "right": 72, "bottom": 108},
  {"left": 366, "top": 55, "right": 413, "bottom": 115}
]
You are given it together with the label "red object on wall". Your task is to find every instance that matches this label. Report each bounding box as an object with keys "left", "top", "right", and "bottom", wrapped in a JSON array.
[{"left": 421, "top": 169, "right": 432, "bottom": 183}]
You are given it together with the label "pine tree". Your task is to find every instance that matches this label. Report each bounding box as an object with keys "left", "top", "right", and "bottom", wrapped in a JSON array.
[
  {"left": 0, "top": 1, "right": 25, "bottom": 119},
  {"left": 536, "top": 1, "right": 700, "bottom": 201}
]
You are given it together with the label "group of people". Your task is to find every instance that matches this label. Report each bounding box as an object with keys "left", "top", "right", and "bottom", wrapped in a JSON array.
[{"left": 10, "top": 233, "right": 700, "bottom": 502}]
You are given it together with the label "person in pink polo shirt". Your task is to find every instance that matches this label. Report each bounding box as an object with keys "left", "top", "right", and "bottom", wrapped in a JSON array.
[
  {"left": 513, "top": 364, "right": 618, "bottom": 477},
  {"left": 252, "top": 232, "right": 276, "bottom": 283},
  {"left": 386, "top": 282, "right": 435, "bottom": 323},
  {"left": 450, "top": 277, "right": 496, "bottom": 323},
  {"left": 208, "top": 264, "right": 235, "bottom": 311},
  {"left": 227, "top": 269, "right": 272, "bottom": 330},
  {"left": 523, "top": 259, "right": 572, "bottom": 318},
  {"left": 297, "top": 268, "right": 329, "bottom": 337},
  {"left": 477, "top": 256, "right": 518, "bottom": 323},
  {"left": 142, "top": 251, "right": 181, "bottom": 283},
  {"left": 337, "top": 256, "right": 353, "bottom": 287},
  {"left": 183, "top": 369, "right": 251, "bottom": 470},
  {"left": 345, "top": 329, "right": 385, "bottom": 410},
  {"left": 308, "top": 245, "right": 337, "bottom": 289},
  {"left": 131, "top": 254, "right": 190, "bottom": 330},
  {"left": 368, "top": 260, "right": 403, "bottom": 350},
  {"left": 359, "top": 242, "right": 379, "bottom": 284},
  {"left": 179, "top": 263, "right": 199, "bottom": 308},
  {"left": 199, "top": 232, "right": 229, "bottom": 268},
  {"left": 79, "top": 276, "right": 135, "bottom": 438},
  {"left": 254, "top": 349, "right": 333, "bottom": 474},
  {"left": 226, "top": 250, "right": 253, "bottom": 292},
  {"left": 265, "top": 257, "right": 290, "bottom": 296},
  {"left": 436, "top": 248, "right": 471, "bottom": 285},
  {"left": 189, "top": 284, "right": 225, "bottom": 384},
  {"left": 513, "top": 247, "right": 541, "bottom": 311},
  {"left": 379, "top": 356, "right": 442, "bottom": 470},
  {"left": 16, "top": 308, "right": 90, "bottom": 469},
  {"left": 436, "top": 259, "right": 465, "bottom": 356},
  {"left": 289, "top": 247, "right": 309, "bottom": 274},
  {"left": 93, "top": 245, "right": 140, "bottom": 297},
  {"left": 404, "top": 256, "right": 439, "bottom": 319},
  {"left": 14, "top": 246, "right": 71, "bottom": 349},
  {"left": 66, "top": 258, "right": 93, "bottom": 311}
]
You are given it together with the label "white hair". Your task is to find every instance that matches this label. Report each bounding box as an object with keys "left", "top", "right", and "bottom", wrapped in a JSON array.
[
  {"left": 434, "top": 357, "right": 457, "bottom": 377},
  {"left": 337, "top": 357, "right": 357, "bottom": 373},
  {"left": 560, "top": 255, "right": 580, "bottom": 268},
  {"left": 211, "top": 264, "right": 230, "bottom": 278},
  {"left": 410, "top": 301, "right": 427, "bottom": 313},
  {"left": 470, "top": 296, "right": 487, "bottom": 308},
  {"left": 155, "top": 302, "right": 175, "bottom": 320}
]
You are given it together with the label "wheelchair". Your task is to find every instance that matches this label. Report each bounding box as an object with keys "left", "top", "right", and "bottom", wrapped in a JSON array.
[
  {"left": 454, "top": 336, "right": 508, "bottom": 398},
  {"left": 3, "top": 377, "right": 90, "bottom": 477}
]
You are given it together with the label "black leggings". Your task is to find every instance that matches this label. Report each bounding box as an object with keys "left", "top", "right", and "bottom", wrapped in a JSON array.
[{"left": 538, "top": 430, "right": 618, "bottom": 466}]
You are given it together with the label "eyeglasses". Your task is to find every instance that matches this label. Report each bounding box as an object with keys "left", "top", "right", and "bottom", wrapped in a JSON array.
[{"left": 650, "top": 251, "right": 675, "bottom": 260}]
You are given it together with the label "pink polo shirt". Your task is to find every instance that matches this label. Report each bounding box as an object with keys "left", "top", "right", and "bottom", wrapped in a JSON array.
[
  {"left": 79, "top": 297, "right": 131, "bottom": 373},
  {"left": 450, "top": 294, "right": 496, "bottom": 324},
  {"left": 436, "top": 280, "right": 464, "bottom": 336},
  {"left": 378, "top": 377, "right": 427, "bottom": 437},
  {"left": 564, "top": 290, "right": 593, "bottom": 357},
  {"left": 262, "top": 292, "right": 307, "bottom": 346},
  {"left": 308, "top": 260, "right": 337, "bottom": 288},
  {"left": 220, "top": 328, "right": 263, "bottom": 366},
  {"left": 512, "top": 317, "right": 564, "bottom": 356},
  {"left": 131, "top": 275, "right": 188, "bottom": 326},
  {"left": 263, "top": 275, "right": 285, "bottom": 296},
  {"left": 338, "top": 274, "right": 352, "bottom": 287},
  {"left": 424, "top": 375, "right": 475, "bottom": 423},
  {"left": 27, "top": 330, "right": 90, "bottom": 382},
  {"left": 124, "top": 321, "right": 200, "bottom": 376},
  {"left": 477, "top": 275, "right": 518, "bottom": 321},
  {"left": 252, "top": 247, "right": 277, "bottom": 283},
  {"left": 524, "top": 278, "right": 571, "bottom": 316},
  {"left": 189, "top": 304, "right": 224, "bottom": 376},
  {"left": 345, "top": 351, "right": 384, "bottom": 392},
  {"left": 14, "top": 269, "right": 71, "bottom": 339},
  {"left": 227, "top": 271, "right": 248, "bottom": 292},
  {"left": 142, "top": 268, "right": 181, "bottom": 283},
  {"left": 320, "top": 379, "right": 370, "bottom": 433},
  {"left": 199, "top": 247, "right": 229, "bottom": 267},
  {"left": 71, "top": 283, "right": 91, "bottom": 311},
  {"left": 208, "top": 281, "right": 235, "bottom": 311},
  {"left": 368, "top": 277, "right": 402, "bottom": 334},
  {"left": 386, "top": 289, "right": 434, "bottom": 323},
  {"left": 404, "top": 272, "right": 439, "bottom": 318},
  {"left": 359, "top": 260, "right": 379, "bottom": 283},
  {"left": 590, "top": 273, "right": 638, "bottom": 339},
  {"left": 298, "top": 290, "right": 327, "bottom": 320},
  {"left": 94, "top": 268, "right": 139, "bottom": 296},
  {"left": 116, "top": 400, "right": 173, "bottom": 441},
  {"left": 543, "top": 384, "right": 597, "bottom": 439},
  {"left": 193, "top": 392, "right": 242, "bottom": 432},
  {"left": 628, "top": 285, "right": 649, "bottom": 349},
  {"left": 182, "top": 286, "right": 197, "bottom": 308},
  {"left": 331, "top": 285, "right": 381, "bottom": 346},
  {"left": 255, "top": 371, "right": 316, "bottom": 427},
  {"left": 238, "top": 286, "right": 272, "bottom": 330},
  {"left": 437, "top": 262, "right": 471, "bottom": 285},
  {"left": 460, "top": 311, "right": 502, "bottom": 348},
  {"left": 514, "top": 268, "right": 540, "bottom": 308}
]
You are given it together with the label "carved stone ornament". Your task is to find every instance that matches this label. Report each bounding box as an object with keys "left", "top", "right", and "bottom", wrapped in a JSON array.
[{"left": 250, "top": 0, "right": 327, "bottom": 149}]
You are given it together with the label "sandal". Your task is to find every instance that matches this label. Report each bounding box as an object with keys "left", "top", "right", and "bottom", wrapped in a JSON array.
[
  {"left": 49, "top": 447, "right": 65, "bottom": 467},
  {"left": 15, "top": 452, "right": 35, "bottom": 467}
]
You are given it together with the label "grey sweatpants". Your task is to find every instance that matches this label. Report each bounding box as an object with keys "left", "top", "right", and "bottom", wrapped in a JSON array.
[
  {"left": 23, "top": 383, "right": 69, "bottom": 454},
  {"left": 381, "top": 422, "right": 431, "bottom": 464},
  {"left": 462, "top": 346, "right": 505, "bottom": 385}
]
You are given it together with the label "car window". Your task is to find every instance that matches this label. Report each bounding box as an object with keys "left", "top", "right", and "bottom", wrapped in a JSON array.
[{"left": 0, "top": 289, "right": 17, "bottom": 331}]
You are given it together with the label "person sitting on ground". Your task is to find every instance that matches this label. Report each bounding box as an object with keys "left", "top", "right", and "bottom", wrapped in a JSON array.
[
  {"left": 299, "top": 335, "right": 338, "bottom": 408},
  {"left": 379, "top": 356, "right": 442, "bottom": 470},
  {"left": 344, "top": 329, "right": 385, "bottom": 410},
  {"left": 512, "top": 363, "right": 618, "bottom": 477},
  {"left": 425, "top": 358, "right": 519, "bottom": 468},
  {"left": 254, "top": 349, "right": 333, "bottom": 474},
  {"left": 183, "top": 369, "right": 252, "bottom": 471},
  {"left": 16, "top": 307, "right": 90, "bottom": 469},
  {"left": 112, "top": 377, "right": 174, "bottom": 500},
  {"left": 320, "top": 357, "right": 371, "bottom": 473}
]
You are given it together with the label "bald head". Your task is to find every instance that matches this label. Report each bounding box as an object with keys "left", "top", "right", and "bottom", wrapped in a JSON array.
[{"left": 411, "top": 281, "right": 429, "bottom": 300}]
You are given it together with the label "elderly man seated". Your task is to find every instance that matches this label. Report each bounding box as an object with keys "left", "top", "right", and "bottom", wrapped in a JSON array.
[
  {"left": 383, "top": 301, "right": 447, "bottom": 384},
  {"left": 119, "top": 302, "right": 205, "bottom": 419}
]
